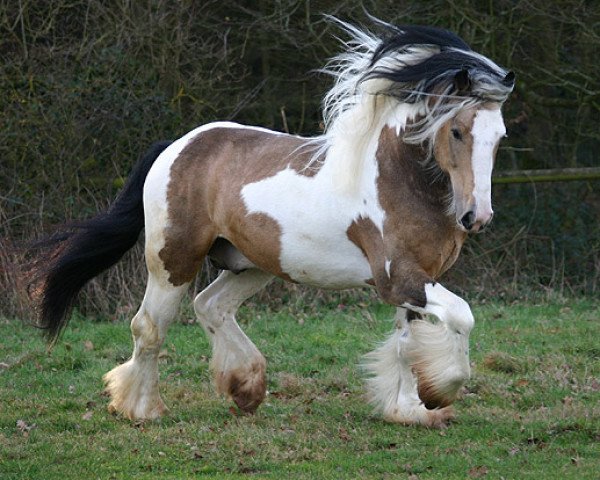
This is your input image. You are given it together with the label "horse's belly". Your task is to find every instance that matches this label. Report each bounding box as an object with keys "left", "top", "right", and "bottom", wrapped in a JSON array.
[{"left": 278, "top": 229, "right": 373, "bottom": 288}]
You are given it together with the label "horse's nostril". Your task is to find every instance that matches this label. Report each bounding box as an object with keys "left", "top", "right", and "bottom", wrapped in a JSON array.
[{"left": 460, "top": 211, "right": 475, "bottom": 230}]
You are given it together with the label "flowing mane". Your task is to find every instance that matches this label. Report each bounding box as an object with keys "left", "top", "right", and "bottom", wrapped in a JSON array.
[{"left": 315, "top": 18, "right": 515, "bottom": 192}]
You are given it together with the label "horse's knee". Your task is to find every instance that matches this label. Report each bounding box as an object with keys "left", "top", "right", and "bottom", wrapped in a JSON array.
[
  {"left": 446, "top": 297, "right": 474, "bottom": 334},
  {"left": 416, "top": 283, "right": 475, "bottom": 334}
]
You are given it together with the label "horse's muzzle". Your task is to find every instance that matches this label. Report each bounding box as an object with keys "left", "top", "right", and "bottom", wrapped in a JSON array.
[{"left": 458, "top": 209, "right": 493, "bottom": 233}]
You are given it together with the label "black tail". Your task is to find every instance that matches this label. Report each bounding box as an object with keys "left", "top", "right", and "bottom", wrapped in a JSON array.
[{"left": 30, "top": 141, "right": 172, "bottom": 344}]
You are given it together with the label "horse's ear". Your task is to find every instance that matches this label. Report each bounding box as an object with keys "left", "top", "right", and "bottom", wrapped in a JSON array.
[
  {"left": 503, "top": 71, "right": 516, "bottom": 88},
  {"left": 453, "top": 68, "right": 471, "bottom": 93}
]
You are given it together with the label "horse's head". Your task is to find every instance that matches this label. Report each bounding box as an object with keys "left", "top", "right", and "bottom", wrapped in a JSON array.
[
  {"left": 434, "top": 101, "right": 507, "bottom": 233},
  {"left": 430, "top": 68, "right": 514, "bottom": 233}
]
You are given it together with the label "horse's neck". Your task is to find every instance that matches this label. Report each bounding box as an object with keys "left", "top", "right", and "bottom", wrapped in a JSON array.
[
  {"left": 373, "top": 127, "right": 464, "bottom": 280},
  {"left": 376, "top": 127, "right": 451, "bottom": 214}
]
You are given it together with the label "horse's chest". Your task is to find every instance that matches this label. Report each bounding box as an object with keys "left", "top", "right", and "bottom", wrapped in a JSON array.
[{"left": 240, "top": 167, "right": 379, "bottom": 288}]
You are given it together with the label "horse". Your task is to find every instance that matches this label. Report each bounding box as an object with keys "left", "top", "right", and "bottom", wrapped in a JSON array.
[{"left": 28, "top": 18, "right": 514, "bottom": 428}]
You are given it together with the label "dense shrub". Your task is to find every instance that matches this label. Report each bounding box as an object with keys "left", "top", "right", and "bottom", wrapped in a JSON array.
[{"left": 1, "top": 0, "right": 598, "bottom": 317}]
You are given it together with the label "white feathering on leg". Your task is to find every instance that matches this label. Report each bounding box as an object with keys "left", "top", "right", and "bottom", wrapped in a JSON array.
[
  {"left": 363, "top": 318, "right": 455, "bottom": 428},
  {"left": 406, "top": 318, "right": 471, "bottom": 408},
  {"left": 363, "top": 328, "right": 413, "bottom": 415}
]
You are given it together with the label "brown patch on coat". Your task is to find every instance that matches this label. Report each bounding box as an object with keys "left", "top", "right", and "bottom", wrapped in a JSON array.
[
  {"left": 345, "top": 216, "right": 383, "bottom": 287},
  {"left": 158, "top": 126, "right": 323, "bottom": 285},
  {"left": 379, "top": 126, "right": 468, "bottom": 278},
  {"left": 346, "top": 216, "right": 429, "bottom": 307},
  {"left": 158, "top": 135, "right": 217, "bottom": 286},
  {"left": 433, "top": 107, "right": 476, "bottom": 173},
  {"left": 215, "top": 360, "right": 267, "bottom": 413}
]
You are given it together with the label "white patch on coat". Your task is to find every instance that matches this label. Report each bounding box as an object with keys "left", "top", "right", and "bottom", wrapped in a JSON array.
[
  {"left": 404, "top": 282, "right": 474, "bottom": 334},
  {"left": 240, "top": 102, "right": 423, "bottom": 288},
  {"left": 241, "top": 103, "right": 419, "bottom": 288},
  {"left": 241, "top": 163, "right": 381, "bottom": 288},
  {"left": 470, "top": 108, "right": 506, "bottom": 220},
  {"left": 315, "top": 100, "right": 422, "bottom": 193}
]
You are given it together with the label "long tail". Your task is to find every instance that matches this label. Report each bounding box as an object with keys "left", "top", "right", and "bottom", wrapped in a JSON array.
[{"left": 30, "top": 141, "right": 172, "bottom": 344}]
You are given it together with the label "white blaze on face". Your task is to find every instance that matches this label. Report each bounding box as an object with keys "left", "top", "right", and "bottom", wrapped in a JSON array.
[{"left": 470, "top": 108, "right": 506, "bottom": 223}]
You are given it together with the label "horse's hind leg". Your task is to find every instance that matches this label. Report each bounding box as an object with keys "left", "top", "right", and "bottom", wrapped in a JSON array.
[
  {"left": 194, "top": 269, "right": 273, "bottom": 413},
  {"left": 364, "top": 308, "right": 455, "bottom": 428},
  {"left": 103, "top": 273, "right": 189, "bottom": 420}
]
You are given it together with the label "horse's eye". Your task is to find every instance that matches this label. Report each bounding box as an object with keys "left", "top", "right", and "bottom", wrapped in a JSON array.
[{"left": 451, "top": 128, "right": 462, "bottom": 141}]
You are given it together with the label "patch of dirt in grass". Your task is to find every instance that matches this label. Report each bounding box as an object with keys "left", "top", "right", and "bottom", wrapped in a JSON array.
[
  {"left": 465, "top": 370, "right": 513, "bottom": 400},
  {"left": 272, "top": 372, "right": 318, "bottom": 399},
  {"left": 483, "top": 352, "right": 526, "bottom": 373}
]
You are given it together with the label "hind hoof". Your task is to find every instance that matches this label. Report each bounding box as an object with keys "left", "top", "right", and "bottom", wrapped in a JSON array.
[
  {"left": 103, "top": 360, "right": 168, "bottom": 420},
  {"left": 215, "top": 360, "right": 267, "bottom": 414}
]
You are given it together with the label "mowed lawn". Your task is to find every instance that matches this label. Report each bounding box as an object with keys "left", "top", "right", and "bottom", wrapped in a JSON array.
[{"left": 1, "top": 296, "right": 598, "bottom": 479}]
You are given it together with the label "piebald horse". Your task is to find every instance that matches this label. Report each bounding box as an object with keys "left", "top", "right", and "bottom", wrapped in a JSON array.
[{"left": 30, "top": 20, "right": 514, "bottom": 427}]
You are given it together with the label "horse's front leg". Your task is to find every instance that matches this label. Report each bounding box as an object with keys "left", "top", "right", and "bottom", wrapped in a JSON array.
[
  {"left": 365, "top": 281, "right": 473, "bottom": 427},
  {"left": 403, "top": 282, "right": 474, "bottom": 410},
  {"left": 364, "top": 307, "right": 456, "bottom": 428}
]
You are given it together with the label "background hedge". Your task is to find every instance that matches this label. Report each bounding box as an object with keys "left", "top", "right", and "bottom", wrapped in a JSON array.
[{"left": 1, "top": 0, "right": 599, "bottom": 317}]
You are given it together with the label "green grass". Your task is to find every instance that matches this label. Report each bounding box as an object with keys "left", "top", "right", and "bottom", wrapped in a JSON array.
[{"left": 1, "top": 298, "right": 599, "bottom": 479}]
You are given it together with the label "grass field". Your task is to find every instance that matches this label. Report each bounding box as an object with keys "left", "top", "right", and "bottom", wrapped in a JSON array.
[{"left": 1, "top": 296, "right": 598, "bottom": 479}]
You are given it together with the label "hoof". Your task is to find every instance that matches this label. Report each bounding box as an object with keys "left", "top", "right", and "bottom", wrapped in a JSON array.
[
  {"left": 424, "top": 405, "right": 455, "bottom": 428},
  {"left": 412, "top": 362, "right": 466, "bottom": 409},
  {"left": 214, "top": 360, "right": 267, "bottom": 413},
  {"left": 384, "top": 405, "right": 455, "bottom": 429},
  {"left": 407, "top": 319, "right": 470, "bottom": 409},
  {"left": 103, "top": 361, "right": 167, "bottom": 420}
]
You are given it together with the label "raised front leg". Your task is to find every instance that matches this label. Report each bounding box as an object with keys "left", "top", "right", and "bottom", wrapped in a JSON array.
[
  {"left": 364, "top": 308, "right": 455, "bottom": 428},
  {"left": 402, "top": 282, "right": 473, "bottom": 409},
  {"left": 365, "top": 260, "right": 474, "bottom": 424}
]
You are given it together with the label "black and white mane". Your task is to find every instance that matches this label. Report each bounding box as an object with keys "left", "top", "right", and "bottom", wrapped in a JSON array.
[
  {"left": 365, "top": 23, "right": 515, "bottom": 103},
  {"left": 315, "top": 18, "right": 515, "bottom": 190}
]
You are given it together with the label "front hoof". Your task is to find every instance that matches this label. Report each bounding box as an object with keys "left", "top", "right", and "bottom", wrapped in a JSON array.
[
  {"left": 383, "top": 404, "right": 455, "bottom": 429},
  {"left": 413, "top": 363, "right": 466, "bottom": 409},
  {"left": 407, "top": 319, "right": 470, "bottom": 409},
  {"left": 424, "top": 405, "right": 455, "bottom": 428}
]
